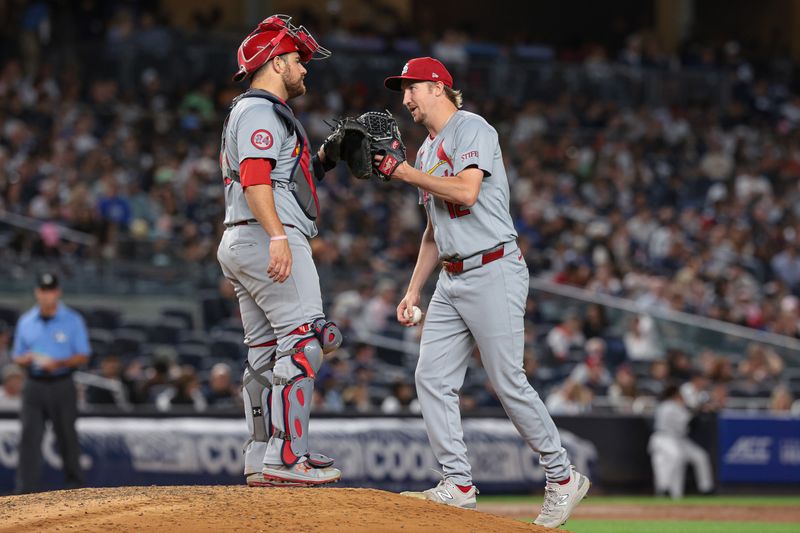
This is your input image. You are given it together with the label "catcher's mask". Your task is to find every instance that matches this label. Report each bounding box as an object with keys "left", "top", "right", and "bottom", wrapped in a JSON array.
[{"left": 233, "top": 14, "right": 331, "bottom": 82}]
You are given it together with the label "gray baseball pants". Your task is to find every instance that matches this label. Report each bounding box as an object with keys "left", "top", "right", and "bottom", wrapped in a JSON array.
[{"left": 416, "top": 250, "right": 571, "bottom": 485}]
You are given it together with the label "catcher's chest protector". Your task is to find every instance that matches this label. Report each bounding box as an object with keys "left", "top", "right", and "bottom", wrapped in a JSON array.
[{"left": 221, "top": 90, "right": 320, "bottom": 220}]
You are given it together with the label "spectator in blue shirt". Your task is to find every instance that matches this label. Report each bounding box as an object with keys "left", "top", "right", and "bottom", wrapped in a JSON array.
[
  {"left": 96, "top": 176, "right": 132, "bottom": 229},
  {"left": 12, "top": 273, "right": 90, "bottom": 493}
]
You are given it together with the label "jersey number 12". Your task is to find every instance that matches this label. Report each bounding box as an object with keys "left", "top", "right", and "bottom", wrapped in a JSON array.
[{"left": 445, "top": 201, "right": 471, "bottom": 219}]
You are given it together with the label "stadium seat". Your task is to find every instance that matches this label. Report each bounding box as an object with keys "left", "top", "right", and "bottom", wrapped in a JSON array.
[
  {"left": 118, "top": 320, "right": 152, "bottom": 336},
  {"left": 86, "top": 308, "right": 121, "bottom": 330},
  {"left": 177, "top": 347, "right": 208, "bottom": 368},
  {"left": 160, "top": 308, "right": 194, "bottom": 330},
  {"left": 110, "top": 329, "right": 148, "bottom": 359},
  {"left": 0, "top": 305, "right": 19, "bottom": 326},
  {"left": 148, "top": 317, "right": 185, "bottom": 345},
  {"left": 209, "top": 333, "right": 245, "bottom": 361},
  {"left": 179, "top": 330, "right": 210, "bottom": 345},
  {"left": 208, "top": 314, "right": 245, "bottom": 336},
  {"left": 89, "top": 328, "right": 114, "bottom": 362}
]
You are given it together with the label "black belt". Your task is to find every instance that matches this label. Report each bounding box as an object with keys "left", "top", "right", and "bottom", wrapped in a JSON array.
[
  {"left": 28, "top": 372, "right": 73, "bottom": 382},
  {"left": 225, "top": 220, "right": 296, "bottom": 229},
  {"left": 226, "top": 219, "right": 258, "bottom": 227}
]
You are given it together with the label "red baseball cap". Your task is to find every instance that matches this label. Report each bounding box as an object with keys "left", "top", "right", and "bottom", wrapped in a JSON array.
[{"left": 384, "top": 57, "right": 453, "bottom": 91}]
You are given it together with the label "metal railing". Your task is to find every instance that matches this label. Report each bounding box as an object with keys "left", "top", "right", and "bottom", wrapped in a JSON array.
[
  {"left": 74, "top": 371, "right": 131, "bottom": 411},
  {"left": 0, "top": 210, "right": 97, "bottom": 247},
  {"left": 530, "top": 277, "right": 800, "bottom": 366}
]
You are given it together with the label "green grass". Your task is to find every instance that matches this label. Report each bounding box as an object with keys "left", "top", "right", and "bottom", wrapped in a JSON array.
[
  {"left": 560, "top": 520, "right": 800, "bottom": 533},
  {"left": 478, "top": 494, "right": 800, "bottom": 506}
]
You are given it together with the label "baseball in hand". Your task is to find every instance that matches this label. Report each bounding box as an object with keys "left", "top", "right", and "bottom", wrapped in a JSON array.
[{"left": 404, "top": 305, "right": 423, "bottom": 325}]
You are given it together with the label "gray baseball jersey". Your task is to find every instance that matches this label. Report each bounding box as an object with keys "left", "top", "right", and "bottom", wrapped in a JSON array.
[
  {"left": 222, "top": 97, "right": 317, "bottom": 238},
  {"left": 416, "top": 110, "right": 517, "bottom": 258},
  {"left": 411, "top": 110, "right": 571, "bottom": 486}
]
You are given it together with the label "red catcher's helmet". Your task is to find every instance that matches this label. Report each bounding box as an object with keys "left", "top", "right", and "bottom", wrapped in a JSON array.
[{"left": 233, "top": 14, "right": 331, "bottom": 82}]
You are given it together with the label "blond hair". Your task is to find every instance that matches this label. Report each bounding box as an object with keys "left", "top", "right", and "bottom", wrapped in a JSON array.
[{"left": 444, "top": 85, "right": 463, "bottom": 108}]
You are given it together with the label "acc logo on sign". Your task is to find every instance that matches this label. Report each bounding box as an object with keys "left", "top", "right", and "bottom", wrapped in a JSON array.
[{"left": 251, "top": 129, "right": 273, "bottom": 150}]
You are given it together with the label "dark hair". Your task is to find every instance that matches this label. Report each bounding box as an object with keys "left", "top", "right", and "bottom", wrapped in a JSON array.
[{"left": 660, "top": 383, "right": 681, "bottom": 401}]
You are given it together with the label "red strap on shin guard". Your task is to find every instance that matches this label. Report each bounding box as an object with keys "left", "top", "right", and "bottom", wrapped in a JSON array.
[{"left": 280, "top": 385, "right": 299, "bottom": 466}]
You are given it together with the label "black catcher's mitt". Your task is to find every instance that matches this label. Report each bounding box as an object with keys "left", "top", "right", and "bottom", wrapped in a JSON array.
[
  {"left": 357, "top": 110, "right": 406, "bottom": 182},
  {"left": 323, "top": 118, "right": 372, "bottom": 179}
]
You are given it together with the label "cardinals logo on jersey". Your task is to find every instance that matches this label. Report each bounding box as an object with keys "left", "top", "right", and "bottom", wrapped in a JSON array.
[{"left": 424, "top": 142, "right": 454, "bottom": 176}]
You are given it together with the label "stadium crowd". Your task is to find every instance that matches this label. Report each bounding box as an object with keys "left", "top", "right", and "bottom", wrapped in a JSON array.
[{"left": 0, "top": 3, "right": 799, "bottom": 416}]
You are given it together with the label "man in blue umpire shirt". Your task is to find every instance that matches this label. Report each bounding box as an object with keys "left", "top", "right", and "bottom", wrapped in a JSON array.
[{"left": 12, "top": 273, "right": 90, "bottom": 493}]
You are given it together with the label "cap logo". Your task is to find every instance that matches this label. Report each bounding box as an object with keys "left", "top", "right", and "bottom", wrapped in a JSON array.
[
  {"left": 431, "top": 72, "right": 439, "bottom": 78},
  {"left": 401, "top": 62, "right": 409, "bottom": 75}
]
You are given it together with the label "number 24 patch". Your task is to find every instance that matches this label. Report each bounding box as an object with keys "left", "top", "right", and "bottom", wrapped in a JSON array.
[{"left": 251, "top": 129, "right": 273, "bottom": 150}]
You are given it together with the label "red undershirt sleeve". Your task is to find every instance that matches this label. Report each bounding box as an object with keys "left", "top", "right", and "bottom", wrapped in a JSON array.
[{"left": 240, "top": 158, "right": 275, "bottom": 189}]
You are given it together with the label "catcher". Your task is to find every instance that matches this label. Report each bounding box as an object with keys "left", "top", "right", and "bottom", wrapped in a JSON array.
[{"left": 219, "top": 14, "right": 344, "bottom": 488}]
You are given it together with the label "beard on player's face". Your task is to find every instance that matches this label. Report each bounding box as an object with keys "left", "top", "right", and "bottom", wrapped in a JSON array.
[
  {"left": 276, "top": 54, "right": 306, "bottom": 99},
  {"left": 282, "top": 70, "right": 306, "bottom": 99}
]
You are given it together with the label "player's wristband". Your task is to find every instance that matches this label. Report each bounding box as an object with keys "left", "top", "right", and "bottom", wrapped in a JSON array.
[{"left": 270, "top": 235, "right": 288, "bottom": 242}]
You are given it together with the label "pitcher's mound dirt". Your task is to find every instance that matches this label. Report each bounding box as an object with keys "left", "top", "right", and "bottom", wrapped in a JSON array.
[{"left": 0, "top": 486, "right": 562, "bottom": 533}]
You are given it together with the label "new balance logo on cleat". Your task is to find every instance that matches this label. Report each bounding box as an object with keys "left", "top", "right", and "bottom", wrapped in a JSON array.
[
  {"left": 534, "top": 467, "right": 591, "bottom": 528},
  {"left": 400, "top": 476, "right": 477, "bottom": 510}
]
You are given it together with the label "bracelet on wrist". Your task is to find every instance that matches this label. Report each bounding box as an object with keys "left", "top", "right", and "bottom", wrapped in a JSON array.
[{"left": 270, "top": 235, "right": 288, "bottom": 241}]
